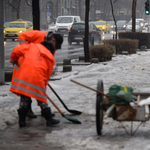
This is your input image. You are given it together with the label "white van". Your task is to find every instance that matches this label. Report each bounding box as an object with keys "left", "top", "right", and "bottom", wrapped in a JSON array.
[
  {"left": 55, "top": 16, "right": 81, "bottom": 35},
  {"left": 136, "top": 18, "right": 145, "bottom": 27}
]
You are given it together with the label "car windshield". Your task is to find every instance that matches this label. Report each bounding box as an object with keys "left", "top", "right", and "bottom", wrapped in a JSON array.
[
  {"left": 49, "top": 22, "right": 55, "bottom": 26},
  {"left": 4, "top": 22, "right": 10, "bottom": 26},
  {"left": 117, "top": 21, "right": 126, "bottom": 25},
  {"left": 57, "top": 17, "right": 73, "bottom": 23},
  {"left": 94, "top": 22, "right": 105, "bottom": 25},
  {"left": 72, "top": 24, "right": 85, "bottom": 30},
  {"left": 7, "top": 23, "right": 25, "bottom": 28},
  {"left": 107, "top": 21, "right": 114, "bottom": 25},
  {"left": 128, "top": 21, "right": 139, "bottom": 25}
]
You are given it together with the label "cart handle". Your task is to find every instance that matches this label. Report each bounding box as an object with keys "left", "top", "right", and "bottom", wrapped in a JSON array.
[{"left": 71, "top": 79, "right": 109, "bottom": 98}]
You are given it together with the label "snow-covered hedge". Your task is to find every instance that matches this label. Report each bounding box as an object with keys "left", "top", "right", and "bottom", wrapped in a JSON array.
[
  {"left": 119, "top": 32, "right": 150, "bottom": 49},
  {"left": 103, "top": 39, "right": 138, "bottom": 54},
  {"left": 89, "top": 44, "right": 115, "bottom": 62}
]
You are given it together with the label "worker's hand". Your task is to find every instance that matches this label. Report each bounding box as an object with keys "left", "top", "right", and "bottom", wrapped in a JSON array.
[{"left": 10, "top": 60, "right": 17, "bottom": 66}]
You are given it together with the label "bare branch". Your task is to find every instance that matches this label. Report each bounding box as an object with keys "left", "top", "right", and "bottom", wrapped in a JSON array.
[
  {"left": 8, "top": 0, "right": 18, "bottom": 11},
  {"left": 113, "top": 0, "right": 119, "bottom": 4}
]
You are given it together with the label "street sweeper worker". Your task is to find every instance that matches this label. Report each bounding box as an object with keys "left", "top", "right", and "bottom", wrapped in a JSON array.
[
  {"left": 13, "top": 30, "right": 56, "bottom": 119},
  {"left": 9, "top": 32, "right": 63, "bottom": 127},
  {"left": 19, "top": 30, "right": 52, "bottom": 45}
]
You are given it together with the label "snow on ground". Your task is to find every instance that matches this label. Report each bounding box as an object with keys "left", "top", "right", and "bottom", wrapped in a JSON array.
[{"left": 1, "top": 50, "right": 150, "bottom": 149}]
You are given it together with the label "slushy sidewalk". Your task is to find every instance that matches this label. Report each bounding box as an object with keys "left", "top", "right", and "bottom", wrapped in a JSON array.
[{"left": 1, "top": 52, "right": 150, "bottom": 150}]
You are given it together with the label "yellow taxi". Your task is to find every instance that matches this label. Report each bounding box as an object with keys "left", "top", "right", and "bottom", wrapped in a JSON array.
[
  {"left": 94, "top": 20, "right": 110, "bottom": 33},
  {"left": 4, "top": 19, "right": 33, "bottom": 41}
]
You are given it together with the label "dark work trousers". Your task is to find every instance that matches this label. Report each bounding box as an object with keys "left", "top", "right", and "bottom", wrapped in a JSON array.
[{"left": 19, "top": 94, "right": 49, "bottom": 110}]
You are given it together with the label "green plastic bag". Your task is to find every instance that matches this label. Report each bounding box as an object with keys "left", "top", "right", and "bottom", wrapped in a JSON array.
[{"left": 109, "top": 85, "right": 133, "bottom": 104}]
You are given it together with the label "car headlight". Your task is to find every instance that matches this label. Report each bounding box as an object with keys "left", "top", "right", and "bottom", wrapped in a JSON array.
[
  {"left": 4, "top": 30, "right": 5, "bottom": 33},
  {"left": 102, "top": 26, "right": 105, "bottom": 29},
  {"left": 123, "top": 25, "right": 126, "bottom": 28},
  {"left": 67, "top": 25, "right": 72, "bottom": 29},
  {"left": 18, "top": 30, "right": 24, "bottom": 33}
]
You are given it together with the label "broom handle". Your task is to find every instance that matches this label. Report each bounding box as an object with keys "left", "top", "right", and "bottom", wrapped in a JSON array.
[
  {"left": 71, "top": 79, "right": 109, "bottom": 98},
  {"left": 46, "top": 95, "right": 63, "bottom": 114}
]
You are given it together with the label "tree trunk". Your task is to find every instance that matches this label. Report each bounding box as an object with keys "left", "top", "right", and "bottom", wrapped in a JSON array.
[
  {"left": 17, "top": 0, "right": 21, "bottom": 19},
  {"left": 84, "top": 0, "right": 90, "bottom": 62},
  {"left": 32, "top": 0, "right": 40, "bottom": 30},
  {"left": 132, "top": 0, "right": 136, "bottom": 32},
  {"left": 109, "top": 0, "right": 117, "bottom": 40}
]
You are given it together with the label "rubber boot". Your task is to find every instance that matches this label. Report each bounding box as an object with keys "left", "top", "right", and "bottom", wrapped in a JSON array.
[
  {"left": 41, "top": 110, "right": 55, "bottom": 117},
  {"left": 17, "top": 108, "right": 28, "bottom": 127},
  {"left": 42, "top": 107, "right": 60, "bottom": 126},
  {"left": 27, "top": 99, "right": 37, "bottom": 118}
]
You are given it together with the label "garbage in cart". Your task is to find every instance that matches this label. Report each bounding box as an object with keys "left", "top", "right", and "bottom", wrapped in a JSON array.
[
  {"left": 105, "top": 84, "right": 150, "bottom": 121},
  {"left": 109, "top": 84, "right": 133, "bottom": 104}
]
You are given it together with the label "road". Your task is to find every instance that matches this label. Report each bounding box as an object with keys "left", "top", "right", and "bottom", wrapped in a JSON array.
[{"left": 4, "top": 32, "right": 113, "bottom": 71}]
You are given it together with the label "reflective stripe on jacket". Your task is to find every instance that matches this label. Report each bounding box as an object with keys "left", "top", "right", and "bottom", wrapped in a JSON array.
[{"left": 10, "top": 43, "right": 55, "bottom": 103}]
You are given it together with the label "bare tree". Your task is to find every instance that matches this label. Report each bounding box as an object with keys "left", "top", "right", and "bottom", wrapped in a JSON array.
[
  {"left": 6, "top": 0, "right": 32, "bottom": 19},
  {"left": 7, "top": 0, "right": 21, "bottom": 19},
  {"left": 109, "top": 0, "right": 118, "bottom": 40}
]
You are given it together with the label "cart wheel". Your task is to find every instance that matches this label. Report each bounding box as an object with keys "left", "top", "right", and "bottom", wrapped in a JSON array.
[{"left": 96, "top": 80, "right": 104, "bottom": 135}]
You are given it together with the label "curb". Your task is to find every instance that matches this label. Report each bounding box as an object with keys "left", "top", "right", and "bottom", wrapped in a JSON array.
[{"left": 56, "top": 62, "right": 91, "bottom": 66}]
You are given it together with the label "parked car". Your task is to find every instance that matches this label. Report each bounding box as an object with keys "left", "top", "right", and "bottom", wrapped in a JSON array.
[
  {"left": 125, "top": 21, "right": 142, "bottom": 32},
  {"left": 48, "top": 22, "right": 56, "bottom": 32},
  {"left": 4, "top": 19, "right": 33, "bottom": 41},
  {"left": 68, "top": 22, "right": 101, "bottom": 46},
  {"left": 94, "top": 20, "right": 110, "bottom": 33},
  {"left": 116, "top": 20, "right": 127, "bottom": 31}
]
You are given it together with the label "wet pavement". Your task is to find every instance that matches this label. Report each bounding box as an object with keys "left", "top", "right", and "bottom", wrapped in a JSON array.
[{"left": 0, "top": 113, "right": 95, "bottom": 150}]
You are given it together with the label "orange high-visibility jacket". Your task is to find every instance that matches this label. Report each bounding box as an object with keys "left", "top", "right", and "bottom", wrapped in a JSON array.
[
  {"left": 13, "top": 30, "right": 52, "bottom": 76},
  {"left": 17, "top": 30, "right": 56, "bottom": 65},
  {"left": 19, "top": 30, "right": 48, "bottom": 44},
  {"left": 10, "top": 43, "right": 55, "bottom": 103}
]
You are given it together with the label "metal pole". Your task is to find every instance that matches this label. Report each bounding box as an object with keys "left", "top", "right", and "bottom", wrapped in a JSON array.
[
  {"left": 84, "top": 0, "right": 90, "bottom": 62},
  {"left": 148, "top": 10, "right": 150, "bottom": 33},
  {"left": 40, "top": 0, "right": 42, "bottom": 31},
  {"left": 92, "top": 37, "right": 94, "bottom": 45},
  {"left": 0, "top": 0, "right": 5, "bottom": 84}
]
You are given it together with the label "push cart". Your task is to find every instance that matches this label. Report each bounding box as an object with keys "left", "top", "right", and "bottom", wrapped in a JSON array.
[{"left": 96, "top": 80, "right": 150, "bottom": 136}]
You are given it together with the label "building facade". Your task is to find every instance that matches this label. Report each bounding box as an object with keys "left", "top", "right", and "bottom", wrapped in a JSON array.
[
  {"left": 4, "top": 0, "right": 85, "bottom": 30},
  {"left": 4, "top": 0, "right": 146, "bottom": 31}
]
